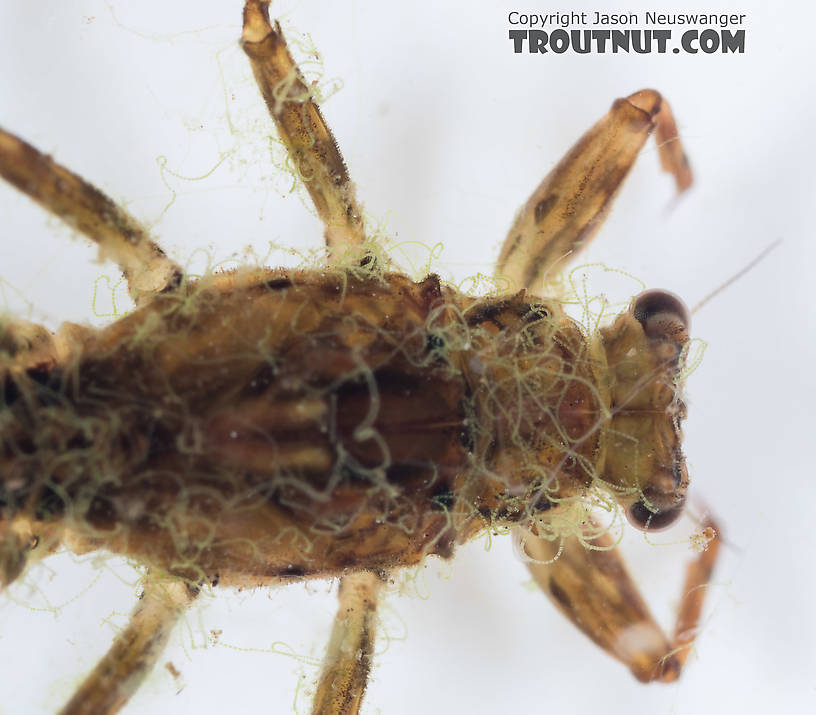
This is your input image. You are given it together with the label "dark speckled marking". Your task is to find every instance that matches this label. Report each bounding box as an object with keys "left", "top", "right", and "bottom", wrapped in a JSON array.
[
  {"left": 548, "top": 578, "right": 572, "bottom": 611},
  {"left": 425, "top": 332, "right": 446, "bottom": 360},
  {"left": 280, "top": 564, "right": 306, "bottom": 578},
  {"left": 430, "top": 485, "right": 455, "bottom": 511},
  {"left": 502, "top": 233, "right": 523, "bottom": 262},
  {"left": 264, "top": 277, "right": 293, "bottom": 290},
  {"left": 85, "top": 496, "right": 118, "bottom": 530},
  {"left": 465, "top": 299, "right": 516, "bottom": 328},
  {"left": 523, "top": 303, "right": 551, "bottom": 322},
  {"left": 459, "top": 425, "right": 476, "bottom": 453},
  {"left": 418, "top": 274, "right": 442, "bottom": 304},
  {"left": 25, "top": 364, "right": 51, "bottom": 385},
  {"left": 434, "top": 528, "right": 457, "bottom": 559},
  {"left": 241, "top": 362, "right": 277, "bottom": 397},
  {"left": 531, "top": 491, "right": 554, "bottom": 513},
  {"left": 534, "top": 194, "right": 559, "bottom": 224},
  {"left": 33, "top": 484, "right": 66, "bottom": 521},
  {"left": 358, "top": 253, "right": 378, "bottom": 271}
]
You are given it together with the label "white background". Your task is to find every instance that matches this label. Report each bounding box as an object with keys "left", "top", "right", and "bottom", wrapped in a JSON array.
[{"left": 1, "top": 1, "right": 814, "bottom": 713}]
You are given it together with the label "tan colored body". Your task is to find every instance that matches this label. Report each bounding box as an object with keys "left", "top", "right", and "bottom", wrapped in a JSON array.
[
  {"left": 0, "top": 3, "right": 719, "bottom": 713},
  {"left": 5, "top": 268, "right": 600, "bottom": 586}
]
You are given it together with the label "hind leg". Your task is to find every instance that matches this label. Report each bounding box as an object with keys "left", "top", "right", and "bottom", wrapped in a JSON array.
[
  {"left": 311, "top": 571, "right": 385, "bottom": 715},
  {"left": 0, "top": 128, "right": 182, "bottom": 305},
  {"left": 58, "top": 578, "right": 198, "bottom": 715}
]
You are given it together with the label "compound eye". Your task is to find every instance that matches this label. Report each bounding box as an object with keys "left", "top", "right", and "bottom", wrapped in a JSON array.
[
  {"left": 626, "top": 497, "right": 685, "bottom": 532},
  {"left": 632, "top": 290, "right": 690, "bottom": 341}
]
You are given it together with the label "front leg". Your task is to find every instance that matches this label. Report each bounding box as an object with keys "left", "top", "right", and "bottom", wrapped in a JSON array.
[
  {"left": 496, "top": 90, "right": 692, "bottom": 292},
  {"left": 517, "top": 517, "right": 719, "bottom": 682}
]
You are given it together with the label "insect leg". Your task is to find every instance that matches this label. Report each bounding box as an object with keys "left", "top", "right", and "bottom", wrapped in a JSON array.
[
  {"left": 496, "top": 90, "right": 692, "bottom": 291},
  {"left": 517, "top": 518, "right": 720, "bottom": 682},
  {"left": 0, "top": 128, "right": 182, "bottom": 304},
  {"left": 58, "top": 578, "right": 198, "bottom": 715},
  {"left": 311, "top": 571, "right": 385, "bottom": 715},
  {"left": 241, "top": 0, "right": 368, "bottom": 264}
]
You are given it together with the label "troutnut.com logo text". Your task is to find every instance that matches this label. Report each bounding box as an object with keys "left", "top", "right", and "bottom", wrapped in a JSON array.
[{"left": 508, "top": 11, "right": 746, "bottom": 54}]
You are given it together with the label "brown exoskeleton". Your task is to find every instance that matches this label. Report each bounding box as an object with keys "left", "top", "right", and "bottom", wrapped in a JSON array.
[{"left": 0, "top": 2, "right": 719, "bottom": 713}]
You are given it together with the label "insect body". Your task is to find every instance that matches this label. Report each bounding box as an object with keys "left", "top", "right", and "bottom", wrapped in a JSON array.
[{"left": 0, "top": 2, "right": 719, "bottom": 713}]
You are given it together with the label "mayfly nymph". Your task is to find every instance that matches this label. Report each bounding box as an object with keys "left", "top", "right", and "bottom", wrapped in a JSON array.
[{"left": 0, "top": 2, "right": 719, "bottom": 713}]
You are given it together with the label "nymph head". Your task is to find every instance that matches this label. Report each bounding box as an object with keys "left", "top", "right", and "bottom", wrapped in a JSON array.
[{"left": 596, "top": 290, "right": 691, "bottom": 531}]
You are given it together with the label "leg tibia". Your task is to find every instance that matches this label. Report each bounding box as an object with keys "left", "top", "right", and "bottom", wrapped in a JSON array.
[
  {"left": 58, "top": 579, "right": 198, "bottom": 715},
  {"left": 518, "top": 517, "right": 719, "bottom": 682},
  {"left": 312, "top": 571, "right": 385, "bottom": 715},
  {"left": 242, "top": 1, "right": 367, "bottom": 264}
]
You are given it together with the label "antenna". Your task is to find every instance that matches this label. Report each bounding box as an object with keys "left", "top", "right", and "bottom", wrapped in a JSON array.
[{"left": 691, "top": 239, "right": 781, "bottom": 315}]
